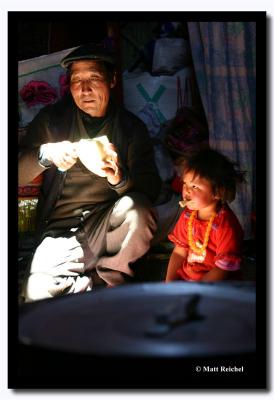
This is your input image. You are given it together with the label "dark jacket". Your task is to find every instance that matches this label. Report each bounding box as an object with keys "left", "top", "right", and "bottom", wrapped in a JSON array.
[{"left": 19, "top": 95, "right": 162, "bottom": 242}]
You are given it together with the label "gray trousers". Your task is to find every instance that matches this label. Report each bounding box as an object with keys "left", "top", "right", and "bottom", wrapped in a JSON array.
[{"left": 24, "top": 193, "right": 158, "bottom": 302}]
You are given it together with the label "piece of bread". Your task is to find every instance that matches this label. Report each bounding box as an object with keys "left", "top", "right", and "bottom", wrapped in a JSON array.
[{"left": 78, "top": 136, "right": 110, "bottom": 177}]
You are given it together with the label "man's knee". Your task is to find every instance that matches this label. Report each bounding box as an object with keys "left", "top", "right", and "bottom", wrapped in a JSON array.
[
  {"left": 125, "top": 193, "right": 156, "bottom": 230},
  {"left": 111, "top": 192, "right": 155, "bottom": 228},
  {"left": 113, "top": 192, "right": 151, "bottom": 214}
]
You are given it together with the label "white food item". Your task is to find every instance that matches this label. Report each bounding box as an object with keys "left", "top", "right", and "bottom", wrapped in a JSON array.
[
  {"left": 78, "top": 136, "right": 110, "bottom": 177},
  {"left": 179, "top": 199, "right": 188, "bottom": 208}
]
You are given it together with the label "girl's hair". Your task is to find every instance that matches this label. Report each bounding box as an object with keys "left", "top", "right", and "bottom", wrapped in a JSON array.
[{"left": 181, "top": 148, "right": 246, "bottom": 203}]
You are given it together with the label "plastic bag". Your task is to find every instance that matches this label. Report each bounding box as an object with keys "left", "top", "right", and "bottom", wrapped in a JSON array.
[{"left": 152, "top": 38, "right": 191, "bottom": 75}]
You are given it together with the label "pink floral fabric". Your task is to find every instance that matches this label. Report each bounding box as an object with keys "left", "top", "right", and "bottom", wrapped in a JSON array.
[
  {"left": 20, "top": 80, "right": 58, "bottom": 107},
  {"left": 59, "top": 74, "right": 70, "bottom": 98}
]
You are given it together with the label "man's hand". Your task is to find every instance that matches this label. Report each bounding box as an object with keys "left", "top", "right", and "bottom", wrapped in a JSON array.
[
  {"left": 40, "top": 141, "right": 78, "bottom": 171},
  {"left": 101, "top": 143, "right": 123, "bottom": 186}
]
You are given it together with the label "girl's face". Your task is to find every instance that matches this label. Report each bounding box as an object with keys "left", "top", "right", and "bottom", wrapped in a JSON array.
[{"left": 182, "top": 170, "right": 219, "bottom": 213}]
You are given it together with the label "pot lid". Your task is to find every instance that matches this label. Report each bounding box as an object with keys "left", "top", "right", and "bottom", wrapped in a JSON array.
[{"left": 19, "top": 281, "right": 256, "bottom": 358}]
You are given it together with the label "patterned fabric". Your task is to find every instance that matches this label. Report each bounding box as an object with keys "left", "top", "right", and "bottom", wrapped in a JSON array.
[
  {"left": 18, "top": 47, "right": 75, "bottom": 130},
  {"left": 187, "top": 22, "right": 256, "bottom": 239},
  {"left": 168, "top": 204, "right": 244, "bottom": 281},
  {"left": 18, "top": 47, "right": 76, "bottom": 230}
]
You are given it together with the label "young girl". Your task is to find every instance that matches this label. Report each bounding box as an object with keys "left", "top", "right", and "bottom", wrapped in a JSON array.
[{"left": 165, "top": 148, "right": 245, "bottom": 282}]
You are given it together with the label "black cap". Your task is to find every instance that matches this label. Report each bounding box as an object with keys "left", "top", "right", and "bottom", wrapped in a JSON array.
[{"left": 60, "top": 43, "right": 116, "bottom": 69}]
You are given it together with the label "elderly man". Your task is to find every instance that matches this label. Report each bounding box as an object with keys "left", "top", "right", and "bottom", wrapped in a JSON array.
[{"left": 19, "top": 43, "right": 162, "bottom": 301}]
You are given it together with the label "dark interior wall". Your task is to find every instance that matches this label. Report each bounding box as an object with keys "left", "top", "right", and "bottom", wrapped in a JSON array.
[
  {"left": 18, "top": 21, "right": 50, "bottom": 60},
  {"left": 49, "top": 21, "right": 108, "bottom": 55},
  {"left": 17, "top": 19, "right": 108, "bottom": 61}
]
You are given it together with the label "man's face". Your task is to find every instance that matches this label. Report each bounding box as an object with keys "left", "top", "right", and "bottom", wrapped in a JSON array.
[{"left": 69, "top": 60, "right": 115, "bottom": 117}]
